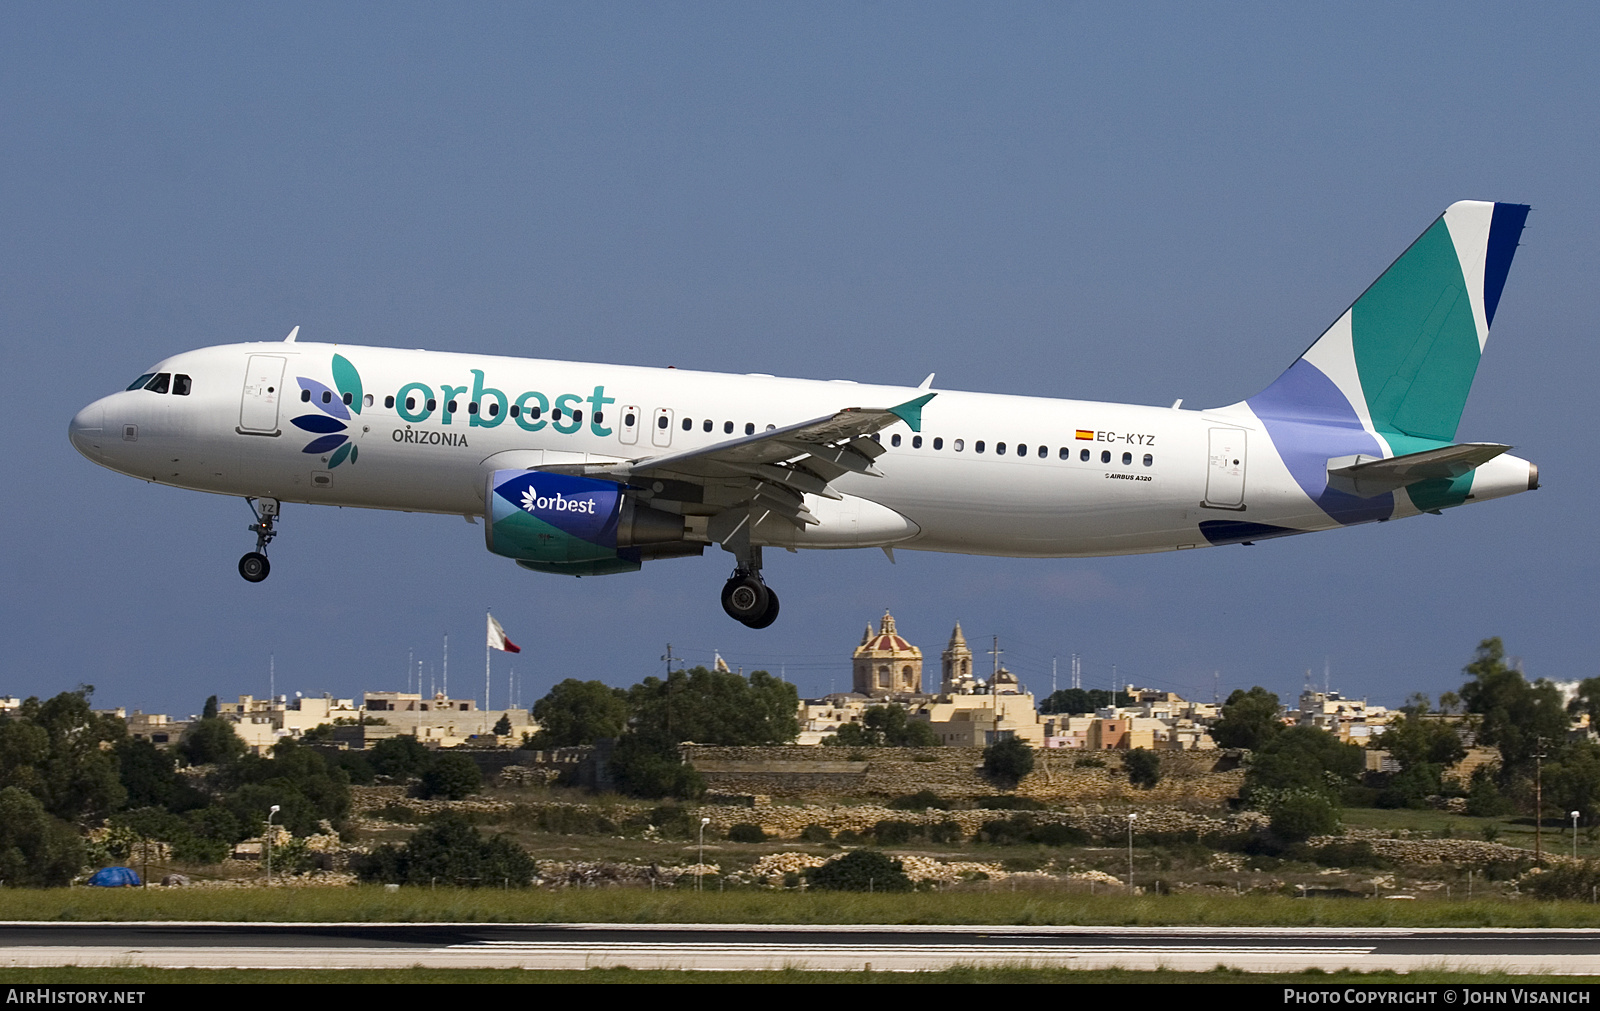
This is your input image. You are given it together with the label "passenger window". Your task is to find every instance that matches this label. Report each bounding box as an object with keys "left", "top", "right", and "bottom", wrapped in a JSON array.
[
  {"left": 766, "top": 424, "right": 775, "bottom": 431},
  {"left": 573, "top": 410, "right": 583, "bottom": 424},
  {"left": 703, "top": 419, "right": 713, "bottom": 432},
  {"left": 1016, "top": 444, "right": 1026, "bottom": 456},
  {"left": 144, "top": 373, "right": 170, "bottom": 394},
  {"left": 724, "top": 421, "right": 734, "bottom": 434},
  {"left": 468, "top": 402, "right": 479, "bottom": 415},
  {"left": 343, "top": 392, "right": 353, "bottom": 405},
  {"left": 446, "top": 400, "right": 457, "bottom": 413},
  {"left": 625, "top": 412, "right": 636, "bottom": 426},
  {"left": 406, "top": 397, "right": 416, "bottom": 411},
  {"left": 933, "top": 437, "right": 943, "bottom": 450},
  {"left": 745, "top": 423, "right": 755, "bottom": 435},
  {"left": 682, "top": 417, "right": 692, "bottom": 431},
  {"left": 1143, "top": 453, "right": 1153, "bottom": 467},
  {"left": 658, "top": 415, "right": 669, "bottom": 429},
  {"left": 954, "top": 439, "right": 964, "bottom": 451},
  {"left": 510, "top": 405, "right": 521, "bottom": 417},
  {"left": 997, "top": 442, "right": 1007, "bottom": 455},
  {"left": 912, "top": 435, "right": 922, "bottom": 449},
  {"left": 1122, "top": 452, "right": 1132, "bottom": 465},
  {"left": 427, "top": 399, "right": 437, "bottom": 411},
  {"left": 173, "top": 375, "right": 192, "bottom": 396},
  {"left": 364, "top": 394, "right": 374, "bottom": 408},
  {"left": 1038, "top": 445, "right": 1047, "bottom": 459},
  {"left": 551, "top": 408, "right": 561, "bottom": 420},
  {"left": 126, "top": 373, "right": 155, "bottom": 391},
  {"left": 1059, "top": 447, "right": 1069, "bottom": 460},
  {"left": 301, "top": 389, "right": 312, "bottom": 402},
  {"left": 323, "top": 390, "right": 333, "bottom": 404},
  {"left": 1101, "top": 450, "right": 1111, "bottom": 464},
  {"left": 1080, "top": 448, "right": 1090, "bottom": 462},
  {"left": 975, "top": 441, "right": 986, "bottom": 454},
  {"left": 528, "top": 406, "right": 540, "bottom": 419},
  {"left": 488, "top": 403, "right": 500, "bottom": 417},
  {"left": 385, "top": 396, "right": 395, "bottom": 409},
  {"left": 891, "top": 434, "right": 902, "bottom": 447},
  {"left": 594, "top": 412, "right": 603, "bottom": 424}
]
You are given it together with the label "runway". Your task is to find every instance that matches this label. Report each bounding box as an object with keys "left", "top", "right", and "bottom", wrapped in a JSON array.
[{"left": 4, "top": 923, "right": 1600, "bottom": 973}]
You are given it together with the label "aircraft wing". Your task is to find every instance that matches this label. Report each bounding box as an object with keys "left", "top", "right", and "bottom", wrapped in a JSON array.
[
  {"left": 537, "top": 393, "right": 935, "bottom": 530},
  {"left": 1326, "top": 443, "right": 1511, "bottom": 499}
]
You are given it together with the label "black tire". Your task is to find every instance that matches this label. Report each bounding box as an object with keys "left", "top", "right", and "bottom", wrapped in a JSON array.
[
  {"left": 239, "top": 552, "right": 270, "bottom": 582},
  {"left": 720, "top": 575, "right": 769, "bottom": 623},
  {"left": 745, "top": 586, "right": 780, "bottom": 629}
]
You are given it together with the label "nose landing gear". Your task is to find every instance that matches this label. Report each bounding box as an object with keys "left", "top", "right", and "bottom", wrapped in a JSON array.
[{"left": 239, "top": 497, "right": 279, "bottom": 583}]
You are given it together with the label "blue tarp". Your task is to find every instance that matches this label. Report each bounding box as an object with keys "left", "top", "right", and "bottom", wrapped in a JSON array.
[{"left": 86, "top": 866, "right": 141, "bottom": 887}]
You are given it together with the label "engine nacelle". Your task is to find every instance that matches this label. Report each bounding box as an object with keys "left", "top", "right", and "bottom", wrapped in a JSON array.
[{"left": 485, "top": 469, "right": 691, "bottom": 576}]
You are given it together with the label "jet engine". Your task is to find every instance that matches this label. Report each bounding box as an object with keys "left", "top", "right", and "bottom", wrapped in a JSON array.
[{"left": 484, "top": 469, "right": 699, "bottom": 576}]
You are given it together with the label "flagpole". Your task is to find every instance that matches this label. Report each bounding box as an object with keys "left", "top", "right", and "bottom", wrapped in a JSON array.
[{"left": 485, "top": 609, "right": 492, "bottom": 714}]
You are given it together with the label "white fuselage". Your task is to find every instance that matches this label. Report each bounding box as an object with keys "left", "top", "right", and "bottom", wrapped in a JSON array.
[{"left": 68, "top": 341, "right": 1536, "bottom": 561}]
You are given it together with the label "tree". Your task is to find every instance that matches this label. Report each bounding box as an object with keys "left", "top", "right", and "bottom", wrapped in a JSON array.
[
  {"left": 982, "top": 737, "right": 1035, "bottom": 789},
  {"left": 116, "top": 737, "right": 204, "bottom": 812},
  {"left": 1568, "top": 677, "right": 1600, "bottom": 731},
  {"left": 0, "top": 687, "right": 127, "bottom": 824},
  {"left": 179, "top": 717, "right": 246, "bottom": 767},
  {"left": 202, "top": 695, "right": 219, "bottom": 719},
  {"left": 356, "top": 812, "right": 535, "bottom": 887},
  {"left": 417, "top": 752, "right": 481, "bottom": 800},
  {"left": 627, "top": 667, "right": 800, "bottom": 747},
  {"left": 1211, "top": 687, "right": 1284, "bottom": 750},
  {"left": 1458, "top": 637, "right": 1568, "bottom": 782},
  {"left": 528, "top": 679, "right": 628, "bottom": 748},
  {"left": 1242, "top": 725, "right": 1364, "bottom": 809},
  {"left": 492, "top": 714, "right": 513, "bottom": 737},
  {"left": 1266, "top": 789, "right": 1341, "bottom": 843},
  {"left": 1371, "top": 707, "right": 1466, "bottom": 807},
  {"left": 1040, "top": 688, "right": 1134, "bottom": 715},
  {"left": 822, "top": 706, "right": 940, "bottom": 747},
  {"left": 805, "top": 849, "right": 913, "bottom": 892},
  {"left": 1124, "top": 748, "right": 1161, "bottom": 789},
  {"left": 0, "top": 787, "right": 85, "bottom": 886},
  {"left": 369, "top": 736, "right": 433, "bottom": 778},
  {"left": 219, "top": 738, "right": 351, "bottom": 836},
  {"left": 607, "top": 735, "right": 705, "bottom": 799}
]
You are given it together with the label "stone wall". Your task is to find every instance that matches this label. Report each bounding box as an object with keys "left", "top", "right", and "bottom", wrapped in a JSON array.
[{"left": 682, "top": 745, "right": 1243, "bottom": 804}]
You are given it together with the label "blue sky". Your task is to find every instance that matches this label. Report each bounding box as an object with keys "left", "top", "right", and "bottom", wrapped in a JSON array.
[{"left": 5, "top": 3, "right": 1597, "bottom": 718}]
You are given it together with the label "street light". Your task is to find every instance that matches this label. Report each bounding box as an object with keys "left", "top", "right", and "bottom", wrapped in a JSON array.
[
  {"left": 698, "top": 817, "right": 711, "bottom": 892},
  {"left": 265, "top": 805, "right": 281, "bottom": 883},
  {"left": 1573, "top": 811, "right": 1582, "bottom": 862},
  {"left": 1126, "top": 813, "right": 1137, "bottom": 894}
]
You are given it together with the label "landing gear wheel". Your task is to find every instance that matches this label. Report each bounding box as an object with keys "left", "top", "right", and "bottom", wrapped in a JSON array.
[
  {"left": 239, "top": 552, "right": 270, "bottom": 583},
  {"left": 721, "top": 574, "right": 770, "bottom": 625},
  {"left": 746, "top": 586, "right": 780, "bottom": 629}
]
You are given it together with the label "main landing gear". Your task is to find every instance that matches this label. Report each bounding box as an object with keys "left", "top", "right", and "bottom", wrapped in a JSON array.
[
  {"left": 722, "top": 569, "right": 780, "bottom": 629},
  {"left": 239, "top": 497, "right": 279, "bottom": 583}
]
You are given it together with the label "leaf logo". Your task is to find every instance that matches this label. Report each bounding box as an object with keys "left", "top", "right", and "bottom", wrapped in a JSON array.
[{"left": 291, "top": 354, "right": 364, "bottom": 468}]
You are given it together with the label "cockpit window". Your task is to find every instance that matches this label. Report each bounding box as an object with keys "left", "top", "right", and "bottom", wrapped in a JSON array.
[
  {"left": 143, "top": 373, "right": 171, "bottom": 394},
  {"left": 172, "top": 374, "right": 192, "bottom": 396},
  {"left": 126, "top": 373, "right": 155, "bottom": 391}
]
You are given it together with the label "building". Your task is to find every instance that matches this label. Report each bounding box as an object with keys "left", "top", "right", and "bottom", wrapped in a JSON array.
[{"left": 852, "top": 611, "right": 924, "bottom": 697}]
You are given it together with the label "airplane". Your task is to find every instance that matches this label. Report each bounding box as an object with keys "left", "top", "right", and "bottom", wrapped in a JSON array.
[{"left": 69, "top": 200, "right": 1537, "bottom": 629}]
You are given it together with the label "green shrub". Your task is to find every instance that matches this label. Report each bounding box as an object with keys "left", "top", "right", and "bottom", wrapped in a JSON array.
[
  {"left": 417, "top": 753, "right": 482, "bottom": 800},
  {"left": 354, "top": 813, "right": 535, "bottom": 888},
  {"left": 928, "top": 821, "right": 963, "bottom": 845},
  {"left": 805, "top": 849, "right": 913, "bottom": 892},
  {"left": 1028, "top": 822, "right": 1091, "bottom": 847},
  {"left": 798, "top": 823, "right": 833, "bottom": 843},
  {"left": 982, "top": 737, "right": 1035, "bottom": 789},
  {"left": 888, "top": 790, "right": 950, "bottom": 810},
  {"left": 1124, "top": 748, "right": 1162, "bottom": 789},
  {"left": 1311, "top": 840, "right": 1387, "bottom": 869},
  {"left": 872, "top": 820, "right": 920, "bottom": 845},
  {"left": 1074, "top": 756, "right": 1106, "bottom": 768},
  {"left": 727, "top": 822, "right": 767, "bottom": 843}
]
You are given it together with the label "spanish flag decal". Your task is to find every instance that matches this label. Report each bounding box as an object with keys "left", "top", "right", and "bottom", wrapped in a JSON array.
[{"left": 1075, "top": 430, "right": 1094, "bottom": 441}]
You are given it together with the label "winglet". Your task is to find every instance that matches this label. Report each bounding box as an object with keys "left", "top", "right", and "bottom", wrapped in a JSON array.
[
  {"left": 284, "top": 325, "right": 300, "bottom": 343},
  {"left": 888, "top": 393, "right": 936, "bottom": 433}
]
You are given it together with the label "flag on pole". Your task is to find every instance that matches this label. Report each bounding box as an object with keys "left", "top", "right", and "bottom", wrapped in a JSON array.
[{"left": 487, "top": 613, "right": 521, "bottom": 653}]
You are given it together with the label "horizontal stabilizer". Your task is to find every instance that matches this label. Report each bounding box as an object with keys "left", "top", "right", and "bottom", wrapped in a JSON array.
[{"left": 1326, "top": 443, "right": 1510, "bottom": 499}]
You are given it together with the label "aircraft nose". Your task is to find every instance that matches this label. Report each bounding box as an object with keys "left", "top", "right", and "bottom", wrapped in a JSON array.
[{"left": 68, "top": 401, "right": 106, "bottom": 461}]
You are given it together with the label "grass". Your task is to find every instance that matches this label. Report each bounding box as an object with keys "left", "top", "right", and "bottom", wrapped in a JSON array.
[
  {"left": 2, "top": 966, "right": 1597, "bottom": 984},
  {"left": 10, "top": 886, "right": 1600, "bottom": 927}
]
